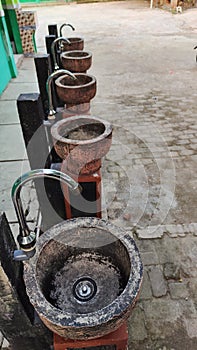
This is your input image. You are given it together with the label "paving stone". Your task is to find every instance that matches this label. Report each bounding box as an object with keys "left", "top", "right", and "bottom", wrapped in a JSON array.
[
  {"left": 139, "top": 270, "right": 152, "bottom": 300},
  {"left": 154, "top": 236, "right": 184, "bottom": 265},
  {"left": 190, "top": 138, "right": 197, "bottom": 143},
  {"left": 0, "top": 160, "right": 30, "bottom": 215},
  {"left": 148, "top": 265, "right": 168, "bottom": 297},
  {"left": 184, "top": 318, "right": 197, "bottom": 338},
  {"left": 0, "top": 101, "right": 20, "bottom": 125},
  {"left": 137, "top": 226, "right": 164, "bottom": 239},
  {"left": 128, "top": 304, "right": 148, "bottom": 341},
  {"left": 141, "top": 251, "right": 159, "bottom": 266},
  {"left": 180, "top": 149, "right": 195, "bottom": 156},
  {"left": 136, "top": 239, "right": 156, "bottom": 253},
  {"left": 143, "top": 299, "right": 182, "bottom": 338},
  {"left": 164, "top": 224, "right": 178, "bottom": 237},
  {"left": 0, "top": 82, "right": 38, "bottom": 101},
  {"left": 190, "top": 144, "right": 197, "bottom": 151},
  {"left": 179, "top": 299, "right": 197, "bottom": 319},
  {"left": 188, "top": 279, "right": 197, "bottom": 309},
  {"left": 0, "top": 125, "right": 27, "bottom": 161},
  {"left": 168, "top": 281, "right": 189, "bottom": 300},
  {"left": 163, "top": 262, "right": 181, "bottom": 281}
]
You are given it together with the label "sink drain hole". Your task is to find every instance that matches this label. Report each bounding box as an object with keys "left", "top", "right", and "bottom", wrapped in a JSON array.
[{"left": 73, "top": 277, "right": 97, "bottom": 302}]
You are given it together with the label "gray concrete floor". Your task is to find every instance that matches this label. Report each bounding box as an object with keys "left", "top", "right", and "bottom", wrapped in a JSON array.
[{"left": 0, "top": 1, "right": 197, "bottom": 349}]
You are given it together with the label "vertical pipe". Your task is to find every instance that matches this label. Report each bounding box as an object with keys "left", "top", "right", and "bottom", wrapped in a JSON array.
[
  {"left": 45, "top": 35, "right": 61, "bottom": 109},
  {"left": 17, "top": 93, "right": 65, "bottom": 231},
  {"left": 33, "top": 55, "right": 62, "bottom": 163},
  {"left": 45, "top": 34, "right": 56, "bottom": 71}
]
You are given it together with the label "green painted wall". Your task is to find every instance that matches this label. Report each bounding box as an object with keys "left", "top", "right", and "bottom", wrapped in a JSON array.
[
  {"left": 0, "top": 1, "right": 17, "bottom": 94},
  {"left": 0, "top": 24, "right": 12, "bottom": 94}
]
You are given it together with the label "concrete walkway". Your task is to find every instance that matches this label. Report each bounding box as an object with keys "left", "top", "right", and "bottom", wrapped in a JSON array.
[{"left": 0, "top": 2, "right": 197, "bottom": 349}]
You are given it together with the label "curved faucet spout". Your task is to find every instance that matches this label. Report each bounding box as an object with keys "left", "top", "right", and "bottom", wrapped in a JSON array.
[
  {"left": 46, "top": 69, "right": 77, "bottom": 119},
  {"left": 60, "top": 23, "right": 75, "bottom": 37},
  {"left": 12, "top": 168, "right": 81, "bottom": 252},
  {"left": 51, "top": 37, "right": 71, "bottom": 71}
]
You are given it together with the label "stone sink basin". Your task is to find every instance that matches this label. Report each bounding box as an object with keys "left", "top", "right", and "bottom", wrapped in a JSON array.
[
  {"left": 61, "top": 37, "right": 84, "bottom": 52},
  {"left": 55, "top": 73, "right": 96, "bottom": 107},
  {"left": 23, "top": 217, "right": 143, "bottom": 340},
  {"left": 51, "top": 115, "right": 112, "bottom": 175},
  {"left": 61, "top": 50, "right": 92, "bottom": 73}
]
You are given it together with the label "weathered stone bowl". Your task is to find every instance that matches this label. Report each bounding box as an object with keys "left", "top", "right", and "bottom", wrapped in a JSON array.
[
  {"left": 55, "top": 73, "right": 96, "bottom": 107},
  {"left": 24, "top": 217, "right": 143, "bottom": 340},
  {"left": 61, "top": 37, "right": 84, "bottom": 52},
  {"left": 51, "top": 115, "right": 112, "bottom": 174},
  {"left": 61, "top": 50, "right": 92, "bottom": 73}
]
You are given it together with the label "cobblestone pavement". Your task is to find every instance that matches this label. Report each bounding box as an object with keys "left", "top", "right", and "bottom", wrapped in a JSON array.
[{"left": 0, "top": 1, "right": 197, "bottom": 349}]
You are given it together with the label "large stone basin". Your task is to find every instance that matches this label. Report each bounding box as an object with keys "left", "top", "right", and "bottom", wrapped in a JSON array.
[
  {"left": 55, "top": 73, "right": 96, "bottom": 107},
  {"left": 23, "top": 217, "right": 143, "bottom": 340},
  {"left": 61, "top": 50, "right": 92, "bottom": 73},
  {"left": 51, "top": 115, "right": 112, "bottom": 174},
  {"left": 61, "top": 37, "right": 84, "bottom": 52}
]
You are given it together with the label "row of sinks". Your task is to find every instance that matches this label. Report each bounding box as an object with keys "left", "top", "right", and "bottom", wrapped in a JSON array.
[
  {"left": 59, "top": 37, "right": 92, "bottom": 73},
  {"left": 61, "top": 37, "right": 84, "bottom": 52},
  {"left": 20, "top": 26, "right": 142, "bottom": 342},
  {"left": 52, "top": 34, "right": 95, "bottom": 108}
]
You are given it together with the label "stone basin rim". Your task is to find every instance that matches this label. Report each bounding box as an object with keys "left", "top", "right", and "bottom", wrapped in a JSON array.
[
  {"left": 51, "top": 115, "right": 112, "bottom": 146},
  {"left": 23, "top": 217, "right": 143, "bottom": 329},
  {"left": 55, "top": 73, "right": 96, "bottom": 90},
  {"left": 67, "top": 37, "right": 84, "bottom": 42},
  {"left": 61, "top": 50, "right": 92, "bottom": 59}
]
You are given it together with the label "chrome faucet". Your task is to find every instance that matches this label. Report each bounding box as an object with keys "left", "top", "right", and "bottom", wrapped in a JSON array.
[
  {"left": 12, "top": 168, "right": 81, "bottom": 258},
  {"left": 46, "top": 69, "right": 77, "bottom": 119},
  {"left": 59, "top": 23, "right": 75, "bottom": 37},
  {"left": 51, "top": 37, "right": 71, "bottom": 70}
]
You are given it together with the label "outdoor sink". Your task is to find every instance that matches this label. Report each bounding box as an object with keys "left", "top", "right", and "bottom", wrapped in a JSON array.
[
  {"left": 61, "top": 50, "right": 92, "bottom": 73},
  {"left": 23, "top": 217, "right": 143, "bottom": 340},
  {"left": 61, "top": 37, "right": 84, "bottom": 52},
  {"left": 51, "top": 115, "right": 112, "bottom": 175},
  {"left": 55, "top": 73, "right": 96, "bottom": 107}
]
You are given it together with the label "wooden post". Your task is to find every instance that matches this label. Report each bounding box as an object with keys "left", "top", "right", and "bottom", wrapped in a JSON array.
[
  {"left": 45, "top": 35, "right": 56, "bottom": 72},
  {"left": 44, "top": 35, "right": 62, "bottom": 109},
  {"left": 34, "top": 54, "right": 53, "bottom": 118},
  {"left": 48, "top": 24, "right": 58, "bottom": 38},
  {"left": 17, "top": 93, "right": 50, "bottom": 169}
]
